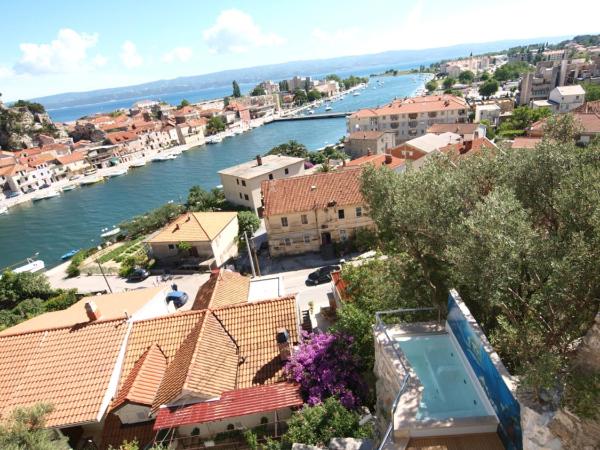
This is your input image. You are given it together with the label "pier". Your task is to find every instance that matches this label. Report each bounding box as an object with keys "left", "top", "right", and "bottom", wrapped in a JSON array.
[{"left": 272, "top": 111, "right": 355, "bottom": 122}]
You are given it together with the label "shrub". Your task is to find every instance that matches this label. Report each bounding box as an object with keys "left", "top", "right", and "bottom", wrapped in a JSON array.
[{"left": 285, "top": 332, "right": 366, "bottom": 409}]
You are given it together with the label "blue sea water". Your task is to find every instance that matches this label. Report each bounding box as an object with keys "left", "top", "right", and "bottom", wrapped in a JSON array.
[{"left": 0, "top": 72, "right": 424, "bottom": 269}]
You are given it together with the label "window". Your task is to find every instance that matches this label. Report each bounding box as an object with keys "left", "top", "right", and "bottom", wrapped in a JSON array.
[
  {"left": 338, "top": 209, "right": 345, "bottom": 219},
  {"left": 236, "top": 179, "right": 239, "bottom": 185},
  {"left": 281, "top": 217, "right": 288, "bottom": 227},
  {"left": 242, "top": 180, "right": 246, "bottom": 186},
  {"left": 279, "top": 240, "right": 286, "bottom": 247},
  {"left": 285, "top": 238, "right": 291, "bottom": 246},
  {"left": 269, "top": 174, "right": 273, "bottom": 180},
  {"left": 168, "top": 244, "right": 175, "bottom": 250},
  {"left": 239, "top": 192, "right": 243, "bottom": 199},
  {"left": 301, "top": 214, "right": 308, "bottom": 224},
  {"left": 356, "top": 207, "right": 362, "bottom": 217},
  {"left": 244, "top": 194, "right": 249, "bottom": 200},
  {"left": 284, "top": 168, "right": 289, "bottom": 175},
  {"left": 340, "top": 229, "right": 348, "bottom": 241},
  {"left": 304, "top": 234, "right": 310, "bottom": 244}
]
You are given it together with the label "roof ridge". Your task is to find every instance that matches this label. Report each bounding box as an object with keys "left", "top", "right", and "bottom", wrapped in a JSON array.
[
  {"left": 264, "top": 167, "right": 361, "bottom": 185},
  {"left": 208, "top": 294, "right": 296, "bottom": 313},
  {"left": 0, "top": 316, "right": 128, "bottom": 339}
]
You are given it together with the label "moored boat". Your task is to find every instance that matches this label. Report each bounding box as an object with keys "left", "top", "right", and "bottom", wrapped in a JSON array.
[
  {"left": 61, "top": 184, "right": 77, "bottom": 192},
  {"left": 80, "top": 175, "right": 104, "bottom": 186},
  {"left": 106, "top": 167, "right": 128, "bottom": 177},
  {"left": 61, "top": 249, "right": 80, "bottom": 260},
  {"left": 0, "top": 205, "right": 8, "bottom": 215},
  {"left": 129, "top": 159, "right": 146, "bottom": 167},
  {"left": 33, "top": 190, "right": 61, "bottom": 201},
  {"left": 12, "top": 258, "right": 45, "bottom": 274},
  {"left": 100, "top": 227, "right": 121, "bottom": 238}
]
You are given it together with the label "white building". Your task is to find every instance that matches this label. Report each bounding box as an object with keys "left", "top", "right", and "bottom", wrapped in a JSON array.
[
  {"left": 548, "top": 85, "right": 586, "bottom": 113},
  {"left": 475, "top": 104, "right": 502, "bottom": 126},
  {"left": 218, "top": 154, "right": 305, "bottom": 213}
]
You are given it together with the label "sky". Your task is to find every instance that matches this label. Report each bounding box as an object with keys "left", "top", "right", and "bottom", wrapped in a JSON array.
[{"left": 0, "top": 0, "right": 598, "bottom": 100}]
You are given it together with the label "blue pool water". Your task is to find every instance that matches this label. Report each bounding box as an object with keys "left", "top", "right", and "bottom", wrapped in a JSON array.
[{"left": 396, "top": 333, "right": 490, "bottom": 421}]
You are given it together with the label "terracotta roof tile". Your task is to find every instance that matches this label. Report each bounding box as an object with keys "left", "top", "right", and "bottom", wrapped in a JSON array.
[
  {"left": 511, "top": 137, "right": 542, "bottom": 149},
  {"left": 262, "top": 169, "right": 364, "bottom": 216},
  {"left": 0, "top": 319, "right": 129, "bottom": 428},
  {"left": 427, "top": 123, "right": 480, "bottom": 135},
  {"left": 192, "top": 269, "right": 250, "bottom": 310},
  {"left": 346, "top": 154, "right": 405, "bottom": 170},
  {"left": 56, "top": 151, "right": 86, "bottom": 165},
  {"left": 350, "top": 95, "right": 467, "bottom": 118},
  {"left": 113, "top": 344, "right": 167, "bottom": 410},
  {"left": 148, "top": 212, "right": 238, "bottom": 244}
]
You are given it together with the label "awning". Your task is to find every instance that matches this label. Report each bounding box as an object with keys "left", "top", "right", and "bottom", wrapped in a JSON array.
[{"left": 154, "top": 383, "right": 303, "bottom": 430}]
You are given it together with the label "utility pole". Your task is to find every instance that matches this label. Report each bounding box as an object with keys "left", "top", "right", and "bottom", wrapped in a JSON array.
[
  {"left": 244, "top": 231, "right": 256, "bottom": 277},
  {"left": 251, "top": 239, "right": 261, "bottom": 277},
  {"left": 96, "top": 260, "right": 113, "bottom": 293}
]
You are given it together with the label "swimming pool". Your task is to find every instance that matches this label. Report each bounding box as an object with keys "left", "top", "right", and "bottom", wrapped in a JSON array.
[{"left": 395, "top": 333, "right": 491, "bottom": 421}]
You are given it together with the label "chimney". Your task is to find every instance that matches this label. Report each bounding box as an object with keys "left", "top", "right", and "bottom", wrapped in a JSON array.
[
  {"left": 462, "top": 140, "right": 473, "bottom": 154},
  {"left": 385, "top": 153, "right": 393, "bottom": 165},
  {"left": 342, "top": 159, "right": 346, "bottom": 167},
  {"left": 85, "top": 301, "right": 101, "bottom": 321},
  {"left": 256, "top": 154, "right": 263, "bottom": 166},
  {"left": 276, "top": 328, "right": 291, "bottom": 361}
]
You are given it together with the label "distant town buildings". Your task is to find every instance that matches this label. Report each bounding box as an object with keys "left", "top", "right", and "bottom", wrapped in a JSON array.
[{"left": 345, "top": 130, "right": 395, "bottom": 159}]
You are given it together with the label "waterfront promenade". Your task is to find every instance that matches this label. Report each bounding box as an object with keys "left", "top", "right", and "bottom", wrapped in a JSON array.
[{"left": 0, "top": 73, "right": 424, "bottom": 269}]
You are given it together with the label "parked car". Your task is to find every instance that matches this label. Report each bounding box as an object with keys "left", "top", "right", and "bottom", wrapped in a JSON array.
[
  {"left": 306, "top": 265, "right": 341, "bottom": 286},
  {"left": 6, "top": 191, "right": 20, "bottom": 198},
  {"left": 166, "top": 290, "right": 189, "bottom": 308},
  {"left": 127, "top": 268, "right": 150, "bottom": 282}
]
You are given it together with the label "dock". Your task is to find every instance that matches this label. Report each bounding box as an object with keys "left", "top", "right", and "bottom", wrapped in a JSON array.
[{"left": 272, "top": 111, "right": 355, "bottom": 122}]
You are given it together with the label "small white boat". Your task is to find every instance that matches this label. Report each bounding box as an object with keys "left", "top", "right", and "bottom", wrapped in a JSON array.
[
  {"left": 151, "top": 154, "right": 176, "bottom": 161},
  {"left": 352, "top": 91, "right": 360, "bottom": 96},
  {"left": 129, "top": 160, "right": 147, "bottom": 167},
  {"left": 106, "top": 167, "right": 128, "bottom": 177},
  {"left": 61, "top": 184, "right": 77, "bottom": 192},
  {"left": 13, "top": 258, "right": 45, "bottom": 274},
  {"left": 83, "top": 168, "right": 98, "bottom": 176},
  {"left": 325, "top": 105, "right": 332, "bottom": 111},
  {"left": 33, "top": 190, "right": 60, "bottom": 201},
  {"left": 233, "top": 128, "right": 244, "bottom": 135},
  {"left": 308, "top": 110, "right": 315, "bottom": 115},
  {"left": 212, "top": 136, "right": 223, "bottom": 143},
  {"left": 80, "top": 175, "right": 104, "bottom": 186},
  {"left": 101, "top": 227, "right": 121, "bottom": 238},
  {"left": 0, "top": 205, "right": 8, "bottom": 214}
]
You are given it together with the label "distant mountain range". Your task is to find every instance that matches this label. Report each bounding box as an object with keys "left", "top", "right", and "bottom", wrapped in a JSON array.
[{"left": 31, "top": 35, "right": 570, "bottom": 109}]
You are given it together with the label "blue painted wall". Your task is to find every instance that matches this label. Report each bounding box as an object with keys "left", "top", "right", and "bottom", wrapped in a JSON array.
[{"left": 447, "top": 293, "right": 522, "bottom": 450}]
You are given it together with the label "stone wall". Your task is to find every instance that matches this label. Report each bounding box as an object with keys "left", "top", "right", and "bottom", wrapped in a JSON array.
[{"left": 576, "top": 312, "right": 600, "bottom": 372}]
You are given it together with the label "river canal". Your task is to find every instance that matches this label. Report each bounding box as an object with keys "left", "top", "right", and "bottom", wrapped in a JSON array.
[{"left": 0, "top": 73, "right": 425, "bottom": 269}]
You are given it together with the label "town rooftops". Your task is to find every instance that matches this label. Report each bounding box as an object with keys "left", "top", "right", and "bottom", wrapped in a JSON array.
[
  {"left": 192, "top": 269, "right": 251, "bottom": 310},
  {"left": 553, "top": 85, "right": 586, "bottom": 96},
  {"left": 147, "top": 211, "right": 238, "bottom": 244},
  {"left": 511, "top": 137, "right": 543, "bottom": 149},
  {"left": 403, "top": 132, "right": 462, "bottom": 154},
  {"left": 218, "top": 154, "right": 305, "bottom": 179},
  {"left": 261, "top": 168, "right": 364, "bottom": 216},
  {"left": 475, "top": 103, "right": 502, "bottom": 111},
  {"left": 56, "top": 151, "right": 86, "bottom": 165},
  {"left": 573, "top": 100, "right": 600, "bottom": 114},
  {"left": 0, "top": 318, "right": 129, "bottom": 428},
  {"left": 106, "top": 131, "right": 139, "bottom": 144},
  {"left": 427, "top": 123, "right": 481, "bottom": 135},
  {"left": 349, "top": 94, "right": 467, "bottom": 118},
  {"left": 346, "top": 153, "right": 405, "bottom": 170},
  {"left": 0, "top": 287, "right": 167, "bottom": 336},
  {"left": 347, "top": 130, "right": 386, "bottom": 140}
]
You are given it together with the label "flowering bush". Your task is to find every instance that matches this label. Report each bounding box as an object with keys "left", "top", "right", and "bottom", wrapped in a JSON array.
[{"left": 285, "top": 331, "right": 366, "bottom": 409}]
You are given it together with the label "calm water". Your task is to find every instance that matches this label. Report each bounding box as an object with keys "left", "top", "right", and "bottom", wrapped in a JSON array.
[{"left": 0, "top": 74, "right": 423, "bottom": 269}]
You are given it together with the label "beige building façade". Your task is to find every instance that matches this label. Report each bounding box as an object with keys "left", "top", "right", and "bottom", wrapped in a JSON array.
[
  {"left": 261, "top": 169, "right": 375, "bottom": 256},
  {"left": 219, "top": 154, "right": 305, "bottom": 213}
]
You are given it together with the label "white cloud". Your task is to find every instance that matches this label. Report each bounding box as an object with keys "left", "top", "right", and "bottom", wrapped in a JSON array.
[
  {"left": 162, "top": 46, "right": 193, "bottom": 63},
  {"left": 92, "top": 55, "right": 108, "bottom": 67},
  {"left": 14, "top": 28, "right": 103, "bottom": 75},
  {"left": 0, "top": 66, "right": 14, "bottom": 78},
  {"left": 120, "top": 41, "right": 143, "bottom": 68},
  {"left": 203, "top": 9, "right": 285, "bottom": 54}
]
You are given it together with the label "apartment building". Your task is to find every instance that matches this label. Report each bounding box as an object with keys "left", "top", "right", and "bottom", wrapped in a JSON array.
[
  {"left": 347, "top": 95, "right": 468, "bottom": 144},
  {"left": 261, "top": 169, "right": 375, "bottom": 257},
  {"left": 548, "top": 85, "right": 586, "bottom": 113},
  {"left": 345, "top": 130, "right": 396, "bottom": 159},
  {"left": 219, "top": 154, "right": 305, "bottom": 213}
]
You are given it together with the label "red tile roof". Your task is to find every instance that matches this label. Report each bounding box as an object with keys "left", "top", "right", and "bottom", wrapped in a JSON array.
[
  {"left": 106, "top": 131, "right": 139, "bottom": 144},
  {"left": 427, "top": 123, "right": 480, "bottom": 135},
  {"left": 56, "top": 151, "right": 86, "bottom": 165},
  {"left": 99, "top": 413, "right": 156, "bottom": 450},
  {"left": 262, "top": 169, "right": 364, "bottom": 216},
  {"left": 511, "top": 137, "right": 542, "bottom": 149},
  {"left": 346, "top": 154, "right": 405, "bottom": 170},
  {"left": 113, "top": 344, "right": 167, "bottom": 411},
  {"left": 192, "top": 269, "right": 249, "bottom": 310},
  {"left": 350, "top": 95, "right": 467, "bottom": 118},
  {"left": 154, "top": 383, "right": 303, "bottom": 429},
  {"left": 347, "top": 131, "right": 385, "bottom": 140}
]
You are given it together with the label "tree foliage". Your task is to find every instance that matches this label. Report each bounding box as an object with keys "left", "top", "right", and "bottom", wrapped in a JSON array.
[
  {"left": 285, "top": 332, "right": 366, "bottom": 409},
  {"left": 207, "top": 116, "right": 226, "bottom": 135},
  {"left": 265, "top": 140, "right": 308, "bottom": 158},
  {"left": 232, "top": 80, "right": 242, "bottom": 98},
  {"left": 251, "top": 86, "right": 266, "bottom": 96},
  {"left": 282, "top": 397, "right": 372, "bottom": 448},
  {"left": 458, "top": 70, "right": 475, "bottom": 84},
  {"left": 120, "top": 203, "right": 186, "bottom": 238},
  {"left": 497, "top": 106, "right": 551, "bottom": 137},
  {"left": 177, "top": 99, "right": 190, "bottom": 109},
  {"left": 237, "top": 211, "right": 260, "bottom": 243},
  {"left": 493, "top": 61, "right": 533, "bottom": 82},
  {"left": 293, "top": 89, "right": 307, "bottom": 105},
  {"left": 581, "top": 81, "right": 600, "bottom": 102},
  {"left": 12, "top": 100, "right": 46, "bottom": 114},
  {"left": 307, "top": 90, "right": 322, "bottom": 102},
  {"left": 442, "top": 77, "right": 456, "bottom": 89},
  {"left": 342, "top": 76, "right": 368, "bottom": 90},
  {"left": 425, "top": 80, "right": 438, "bottom": 92},
  {"left": 478, "top": 79, "right": 499, "bottom": 98},
  {"left": 359, "top": 131, "right": 600, "bottom": 401},
  {"left": 0, "top": 403, "right": 69, "bottom": 450},
  {"left": 187, "top": 185, "right": 227, "bottom": 211}
]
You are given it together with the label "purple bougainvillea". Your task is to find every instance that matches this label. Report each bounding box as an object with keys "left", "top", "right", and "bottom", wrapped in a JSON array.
[{"left": 285, "top": 331, "right": 366, "bottom": 409}]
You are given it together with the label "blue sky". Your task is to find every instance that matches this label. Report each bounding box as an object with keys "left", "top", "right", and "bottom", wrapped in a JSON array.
[{"left": 0, "top": 0, "right": 598, "bottom": 100}]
